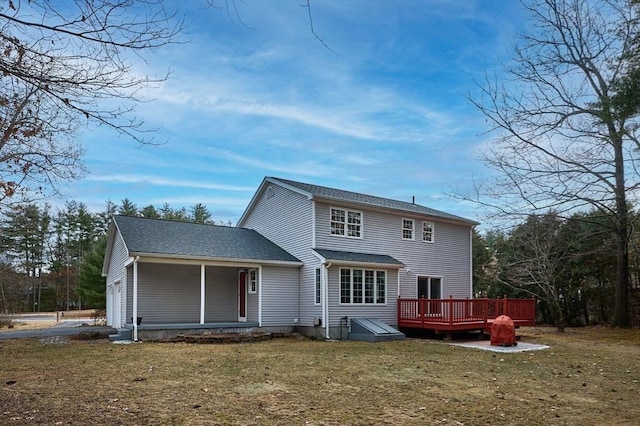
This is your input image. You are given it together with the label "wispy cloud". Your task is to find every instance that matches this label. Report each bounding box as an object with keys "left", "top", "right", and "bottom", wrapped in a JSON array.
[{"left": 86, "top": 174, "right": 255, "bottom": 192}]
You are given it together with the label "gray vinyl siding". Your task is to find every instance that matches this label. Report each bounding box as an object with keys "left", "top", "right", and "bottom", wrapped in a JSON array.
[
  {"left": 315, "top": 201, "right": 472, "bottom": 300},
  {"left": 126, "top": 263, "right": 242, "bottom": 324},
  {"left": 126, "top": 266, "right": 133, "bottom": 323},
  {"left": 205, "top": 266, "right": 238, "bottom": 322},
  {"left": 136, "top": 263, "right": 200, "bottom": 323},
  {"left": 105, "top": 231, "right": 129, "bottom": 327},
  {"left": 241, "top": 184, "right": 315, "bottom": 325},
  {"left": 326, "top": 267, "right": 399, "bottom": 327},
  {"left": 261, "top": 266, "right": 300, "bottom": 326}
]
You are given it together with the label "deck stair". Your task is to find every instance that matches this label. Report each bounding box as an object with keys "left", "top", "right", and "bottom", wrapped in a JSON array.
[{"left": 348, "top": 318, "right": 405, "bottom": 342}]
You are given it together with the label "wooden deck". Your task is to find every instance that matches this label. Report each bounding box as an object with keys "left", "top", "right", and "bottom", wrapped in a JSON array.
[{"left": 397, "top": 297, "right": 536, "bottom": 333}]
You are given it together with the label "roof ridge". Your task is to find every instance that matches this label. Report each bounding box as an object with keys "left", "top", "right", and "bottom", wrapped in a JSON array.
[
  {"left": 112, "top": 214, "right": 233, "bottom": 229},
  {"left": 268, "top": 176, "right": 476, "bottom": 224}
]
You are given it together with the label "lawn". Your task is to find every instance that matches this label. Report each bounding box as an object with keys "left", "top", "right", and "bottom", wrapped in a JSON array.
[{"left": 1, "top": 327, "right": 639, "bottom": 425}]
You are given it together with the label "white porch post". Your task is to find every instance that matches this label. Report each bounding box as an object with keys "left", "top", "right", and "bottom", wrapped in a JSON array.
[
  {"left": 132, "top": 257, "right": 139, "bottom": 342},
  {"left": 258, "top": 266, "right": 263, "bottom": 327},
  {"left": 323, "top": 263, "right": 330, "bottom": 339},
  {"left": 200, "top": 264, "right": 206, "bottom": 324}
]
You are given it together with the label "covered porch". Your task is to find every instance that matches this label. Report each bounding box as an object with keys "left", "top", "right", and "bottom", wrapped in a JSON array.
[
  {"left": 397, "top": 297, "right": 536, "bottom": 333},
  {"left": 121, "top": 259, "right": 264, "bottom": 341}
]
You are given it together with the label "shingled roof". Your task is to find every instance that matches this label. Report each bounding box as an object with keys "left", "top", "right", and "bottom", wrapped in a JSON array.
[
  {"left": 313, "top": 248, "right": 404, "bottom": 268},
  {"left": 265, "top": 177, "right": 477, "bottom": 225},
  {"left": 111, "top": 215, "right": 301, "bottom": 264}
]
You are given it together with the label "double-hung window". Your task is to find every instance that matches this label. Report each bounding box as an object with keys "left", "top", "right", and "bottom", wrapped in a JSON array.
[
  {"left": 331, "top": 207, "right": 362, "bottom": 238},
  {"left": 340, "top": 268, "right": 386, "bottom": 304},
  {"left": 248, "top": 269, "right": 257, "bottom": 294},
  {"left": 422, "top": 221, "right": 434, "bottom": 242},
  {"left": 402, "top": 218, "right": 414, "bottom": 240}
]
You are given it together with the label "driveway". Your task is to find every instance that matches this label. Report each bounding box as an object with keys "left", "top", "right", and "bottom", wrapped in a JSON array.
[{"left": 0, "top": 326, "right": 116, "bottom": 340}]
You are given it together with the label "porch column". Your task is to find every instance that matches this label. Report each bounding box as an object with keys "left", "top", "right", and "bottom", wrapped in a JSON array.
[
  {"left": 200, "top": 264, "right": 205, "bottom": 324},
  {"left": 132, "top": 257, "right": 139, "bottom": 342},
  {"left": 258, "top": 266, "right": 263, "bottom": 327}
]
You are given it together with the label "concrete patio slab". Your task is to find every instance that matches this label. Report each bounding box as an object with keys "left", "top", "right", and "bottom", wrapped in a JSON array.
[{"left": 449, "top": 340, "right": 550, "bottom": 353}]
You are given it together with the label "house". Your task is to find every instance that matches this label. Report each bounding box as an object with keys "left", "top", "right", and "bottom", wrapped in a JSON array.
[{"left": 102, "top": 176, "right": 478, "bottom": 341}]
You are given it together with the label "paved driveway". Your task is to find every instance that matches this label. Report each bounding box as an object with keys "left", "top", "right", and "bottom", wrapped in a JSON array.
[{"left": 0, "top": 326, "right": 116, "bottom": 340}]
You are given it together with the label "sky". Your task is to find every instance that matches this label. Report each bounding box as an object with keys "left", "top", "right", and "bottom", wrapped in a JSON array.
[{"left": 57, "top": 0, "right": 530, "bottom": 226}]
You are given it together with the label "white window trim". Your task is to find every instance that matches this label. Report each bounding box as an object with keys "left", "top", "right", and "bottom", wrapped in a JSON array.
[
  {"left": 418, "top": 275, "right": 443, "bottom": 299},
  {"left": 248, "top": 269, "right": 257, "bottom": 294},
  {"left": 339, "top": 267, "right": 387, "bottom": 305},
  {"left": 402, "top": 218, "right": 415, "bottom": 241},
  {"left": 330, "top": 206, "right": 363, "bottom": 239},
  {"left": 422, "top": 221, "right": 434, "bottom": 243}
]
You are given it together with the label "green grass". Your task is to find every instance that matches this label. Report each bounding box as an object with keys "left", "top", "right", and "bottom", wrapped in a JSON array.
[{"left": 1, "top": 327, "right": 639, "bottom": 425}]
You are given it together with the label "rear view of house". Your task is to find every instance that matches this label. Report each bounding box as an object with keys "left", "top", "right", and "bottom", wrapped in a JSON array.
[
  {"left": 238, "top": 177, "right": 477, "bottom": 339},
  {"left": 103, "top": 176, "right": 478, "bottom": 340}
]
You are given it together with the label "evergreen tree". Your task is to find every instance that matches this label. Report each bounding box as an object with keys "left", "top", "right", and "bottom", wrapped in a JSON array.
[{"left": 77, "top": 235, "right": 107, "bottom": 309}]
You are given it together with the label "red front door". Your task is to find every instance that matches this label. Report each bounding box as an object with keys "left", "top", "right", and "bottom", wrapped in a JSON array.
[{"left": 238, "top": 271, "right": 247, "bottom": 321}]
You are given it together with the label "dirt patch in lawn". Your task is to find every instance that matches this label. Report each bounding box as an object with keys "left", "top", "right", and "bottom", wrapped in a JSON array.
[{"left": 1, "top": 326, "right": 639, "bottom": 425}]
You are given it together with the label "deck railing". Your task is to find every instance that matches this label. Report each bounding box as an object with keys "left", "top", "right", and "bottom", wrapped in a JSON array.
[{"left": 397, "top": 297, "right": 536, "bottom": 331}]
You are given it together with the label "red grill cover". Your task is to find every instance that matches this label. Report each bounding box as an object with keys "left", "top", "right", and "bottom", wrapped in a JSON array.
[{"left": 490, "top": 315, "right": 516, "bottom": 346}]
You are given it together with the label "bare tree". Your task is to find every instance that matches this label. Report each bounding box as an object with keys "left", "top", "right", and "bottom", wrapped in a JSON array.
[
  {"left": 470, "top": 0, "right": 640, "bottom": 326},
  {"left": 0, "top": 1, "right": 182, "bottom": 206}
]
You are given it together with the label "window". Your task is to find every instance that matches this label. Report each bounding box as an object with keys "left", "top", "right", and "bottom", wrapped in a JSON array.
[
  {"left": 331, "top": 207, "right": 362, "bottom": 238},
  {"left": 266, "top": 185, "right": 275, "bottom": 199},
  {"left": 402, "top": 218, "right": 414, "bottom": 240},
  {"left": 315, "top": 268, "right": 321, "bottom": 305},
  {"left": 417, "top": 276, "right": 442, "bottom": 299},
  {"left": 248, "top": 269, "right": 257, "bottom": 294},
  {"left": 422, "top": 221, "right": 434, "bottom": 242},
  {"left": 340, "top": 268, "right": 386, "bottom": 304},
  {"left": 376, "top": 272, "right": 386, "bottom": 304}
]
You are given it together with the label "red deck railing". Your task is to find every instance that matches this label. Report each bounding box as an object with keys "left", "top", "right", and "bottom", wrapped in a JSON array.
[{"left": 397, "top": 297, "right": 536, "bottom": 332}]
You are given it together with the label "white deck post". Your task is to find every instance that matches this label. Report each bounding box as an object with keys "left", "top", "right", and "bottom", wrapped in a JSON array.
[
  {"left": 132, "top": 257, "right": 138, "bottom": 342},
  {"left": 200, "top": 264, "right": 206, "bottom": 324}
]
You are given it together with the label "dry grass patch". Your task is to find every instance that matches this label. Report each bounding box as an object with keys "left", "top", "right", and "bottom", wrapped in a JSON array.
[{"left": 1, "top": 327, "right": 639, "bottom": 425}]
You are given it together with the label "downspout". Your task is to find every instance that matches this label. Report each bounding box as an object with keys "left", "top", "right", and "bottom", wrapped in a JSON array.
[
  {"left": 132, "top": 256, "right": 140, "bottom": 342},
  {"left": 323, "top": 262, "right": 332, "bottom": 340},
  {"left": 469, "top": 227, "right": 474, "bottom": 298}
]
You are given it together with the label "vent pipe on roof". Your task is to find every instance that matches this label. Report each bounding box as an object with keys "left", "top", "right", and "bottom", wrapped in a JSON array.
[{"left": 412, "top": 196, "right": 415, "bottom": 204}]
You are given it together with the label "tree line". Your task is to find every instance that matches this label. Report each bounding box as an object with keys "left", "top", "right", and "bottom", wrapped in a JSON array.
[
  {"left": 474, "top": 210, "right": 640, "bottom": 330},
  {"left": 0, "top": 200, "right": 225, "bottom": 314}
]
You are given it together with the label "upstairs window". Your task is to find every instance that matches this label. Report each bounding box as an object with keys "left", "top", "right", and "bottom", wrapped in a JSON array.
[
  {"left": 402, "top": 218, "right": 414, "bottom": 240},
  {"left": 423, "top": 221, "right": 434, "bottom": 243},
  {"left": 331, "top": 207, "right": 362, "bottom": 238}
]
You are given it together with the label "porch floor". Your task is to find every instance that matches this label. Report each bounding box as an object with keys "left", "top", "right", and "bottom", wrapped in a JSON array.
[{"left": 123, "top": 322, "right": 259, "bottom": 331}]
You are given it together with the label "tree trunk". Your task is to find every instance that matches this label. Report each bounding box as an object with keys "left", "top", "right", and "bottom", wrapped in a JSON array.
[
  {"left": 612, "top": 136, "right": 630, "bottom": 327},
  {"left": 612, "top": 228, "right": 630, "bottom": 326}
]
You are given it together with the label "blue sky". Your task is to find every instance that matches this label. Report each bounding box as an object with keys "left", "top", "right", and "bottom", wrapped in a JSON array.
[{"left": 59, "top": 1, "right": 529, "bottom": 225}]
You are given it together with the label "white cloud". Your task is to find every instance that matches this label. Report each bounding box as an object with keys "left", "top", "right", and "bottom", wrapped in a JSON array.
[{"left": 85, "top": 174, "right": 255, "bottom": 192}]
